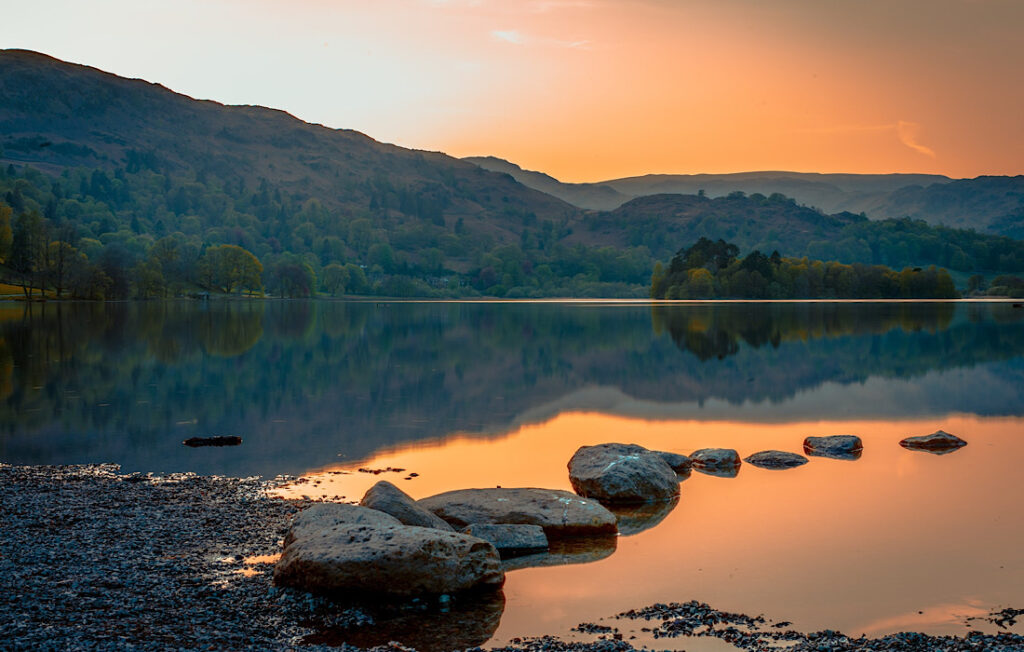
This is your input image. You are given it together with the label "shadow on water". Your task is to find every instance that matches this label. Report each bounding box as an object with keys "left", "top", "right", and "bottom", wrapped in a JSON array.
[{"left": 1, "top": 300, "right": 1023, "bottom": 476}]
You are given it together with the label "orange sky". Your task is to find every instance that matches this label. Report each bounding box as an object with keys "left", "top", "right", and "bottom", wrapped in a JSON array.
[{"left": 3, "top": 0, "right": 1022, "bottom": 181}]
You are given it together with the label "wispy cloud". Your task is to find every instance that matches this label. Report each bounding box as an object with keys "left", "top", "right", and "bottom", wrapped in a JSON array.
[
  {"left": 491, "top": 29, "right": 525, "bottom": 44},
  {"left": 896, "top": 120, "right": 936, "bottom": 157},
  {"left": 797, "top": 121, "right": 936, "bottom": 158}
]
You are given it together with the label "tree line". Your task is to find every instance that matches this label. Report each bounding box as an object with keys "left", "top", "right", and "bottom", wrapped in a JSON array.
[{"left": 650, "top": 237, "right": 960, "bottom": 299}]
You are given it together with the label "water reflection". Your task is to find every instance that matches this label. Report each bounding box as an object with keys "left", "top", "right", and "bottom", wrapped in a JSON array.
[{"left": 1, "top": 300, "right": 1022, "bottom": 476}]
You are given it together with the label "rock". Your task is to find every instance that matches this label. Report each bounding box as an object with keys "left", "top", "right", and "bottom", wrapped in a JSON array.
[
  {"left": 803, "top": 435, "right": 863, "bottom": 460},
  {"left": 273, "top": 524, "right": 504, "bottom": 596},
  {"left": 900, "top": 430, "right": 967, "bottom": 454},
  {"left": 183, "top": 436, "right": 241, "bottom": 447},
  {"left": 743, "top": 450, "right": 809, "bottom": 469},
  {"left": 609, "top": 496, "right": 679, "bottom": 536},
  {"left": 418, "top": 488, "right": 618, "bottom": 537},
  {"left": 567, "top": 443, "right": 680, "bottom": 503},
  {"left": 360, "top": 480, "right": 454, "bottom": 531},
  {"left": 461, "top": 524, "right": 548, "bottom": 557},
  {"left": 655, "top": 451, "right": 692, "bottom": 475},
  {"left": 500, "top": 535, "right": 617, "bottom": 572},
  {"left": 284, "top": 503, "right": 402, "bottom": 548},
  {"left": 690, "top": 448, "right": 741, "bottom": 472}
]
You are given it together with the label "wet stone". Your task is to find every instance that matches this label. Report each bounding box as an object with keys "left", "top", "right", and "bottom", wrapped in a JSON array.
[
  {"left": 461, "top": 523, "right": 548, "bottom": 557},
  {"left": 803, "top": 435, "right": 864, "bottom": 460},
  {"left": 360, "top": 480, "right": 454, "bottom": 531},
  {"left": 900, "top": 430, "right": 968, "bottom": 454},
  {"left": 568, "top": 443, "right": 680, "bottom": 504},
  {"left": 744, "top": 450, "right": 809, "bottom": 469},
  {"left": 690, "top": 448, "right": 741, "bottom": 471}
]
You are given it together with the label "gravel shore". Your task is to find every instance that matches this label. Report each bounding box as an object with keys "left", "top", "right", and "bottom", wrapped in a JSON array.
[{"left": 2, "top": 463, "right": 1021, "bottom": 652}]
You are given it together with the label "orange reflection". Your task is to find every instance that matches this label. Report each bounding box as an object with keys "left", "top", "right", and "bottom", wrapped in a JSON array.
[{"left": 275, "top": 412, "right": 1024, "bottom": 642}]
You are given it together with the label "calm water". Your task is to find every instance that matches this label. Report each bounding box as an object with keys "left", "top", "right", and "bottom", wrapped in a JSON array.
[{"left": 2, "top": 299, "right": 1023, "bottom": 649}]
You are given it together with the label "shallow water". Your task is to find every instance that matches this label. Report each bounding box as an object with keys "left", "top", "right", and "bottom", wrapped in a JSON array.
[{"left": 2, "top": 299, "right": 1022, "bottom": 648}]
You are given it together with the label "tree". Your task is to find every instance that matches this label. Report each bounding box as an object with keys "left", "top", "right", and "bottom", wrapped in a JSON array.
[
  {"left": 197, "top": 244, "right": 263, "bottom": 295},
  {"left": 0, "top": 203, "right": 12, "bottom": 264},
  {"left": 321, "top": 263, "right": 350, "bottom": 297},
  {"left": 9, "top": 210, "right": 47, "bottom": 298}
]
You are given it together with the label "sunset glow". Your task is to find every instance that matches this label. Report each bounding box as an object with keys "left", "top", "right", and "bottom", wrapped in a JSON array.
[{"left": 3, "top": 0, "right": 1021, "bottom": 180}]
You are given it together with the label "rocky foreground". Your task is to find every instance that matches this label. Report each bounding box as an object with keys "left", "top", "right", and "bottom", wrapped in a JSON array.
[{"left": 2, "top": 463, "right": 1021, "bottom": 651}]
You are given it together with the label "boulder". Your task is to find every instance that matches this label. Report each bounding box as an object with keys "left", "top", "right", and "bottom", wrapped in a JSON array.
[
  {"left": 743, "top": 450, "right": 809, "bottom": 469},
  {"left": 655, "top": 451, "right": 692, "bottom": 475},
  {"left": 273, "top": 524, "right": 504, "bottom": 596},
  {"left": 899, "top": 430, "right": 967, "bottom": 454},
  {"left": 567, "top": 443, "right": 680, "bottom": 503},
  {"left": 461, "top": 524, "right": 548, "bottom": 557},
  {"left": 803, "top": 435, "right": 863, "bottom": 460},
  {"left": 284, "top": 502, "right": 402, "bottom": 549},
  {"left": 418, "top": 488, "right": 618, "bottom": 537},
  {"left": 690, "top": 448, "right": 741, "bottom": 471},
  {"left": 360, "top": 480, "right": 454, "bottom": 531}
]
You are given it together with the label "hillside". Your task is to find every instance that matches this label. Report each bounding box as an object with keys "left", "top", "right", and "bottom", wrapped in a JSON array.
[
  {"left": 0, "top": 50, "right": 578, "bottom": 269},
  {"left": 574, "top": 192, "right": 1024, "bottom": 275},
  {"left": 467, "top": 156, "right": 1024, "bottom": 237}
]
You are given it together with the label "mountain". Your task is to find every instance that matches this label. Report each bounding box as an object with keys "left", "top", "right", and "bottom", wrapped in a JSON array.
[
  {"left": 0, "top": 49, "right": 576, "bottom": 261},
  {"left": 465, "top": 156, "right": 1024, "bottom": 237},
  {"left": 463, "top": 156, "right": 630, "bottom": 210}
]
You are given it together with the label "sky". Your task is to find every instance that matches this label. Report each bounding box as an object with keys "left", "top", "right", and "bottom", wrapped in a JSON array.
[{"left": 2, "top": 0, "right": 1022, "bottom": 181}]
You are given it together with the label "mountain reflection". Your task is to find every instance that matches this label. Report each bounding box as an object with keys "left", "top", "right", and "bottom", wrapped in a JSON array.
[{"left": 0, "top": 300, "right": 1022, "bottom": 476}]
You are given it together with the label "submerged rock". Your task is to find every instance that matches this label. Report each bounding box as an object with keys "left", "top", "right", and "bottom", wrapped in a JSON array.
[
  {"left": 284, "top": 502, "right": 401, "bottom": 549},
  {"left": 500, "top": 535, "right": 618, "bottom": 572},
  {"left": 690, "top": 448, "right": 741, "bottom": 473},
  {"left": 418, "top": 488, "right": 618, "bottom": 537},
  {"left": 803, "top": 435, "right": 863, "bottom": 460},
  {"left": 655, "top": 451, "right": 693, "bottom": 475},
  {"left": 744, "top": 450, "right": 809, "bottom": 469},
  {"left": 568, "top": 443, "right": 680, "bottom": 503},
  {"left": 273, "top": 524, "right": 504, "bottom": 596},
  {"left": 461, "top": 524, "right": 548, "bottom": 557},
  {"left": 900, "top": 430, "right": 968, "bottom": 454},
  {"left": 360, "top": 480, "right": 454, "bottom": 531}
]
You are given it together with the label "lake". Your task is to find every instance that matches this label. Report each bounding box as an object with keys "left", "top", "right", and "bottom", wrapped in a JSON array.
[{"left": 2, "top": 299, "right": 1023, "bottom": 649}]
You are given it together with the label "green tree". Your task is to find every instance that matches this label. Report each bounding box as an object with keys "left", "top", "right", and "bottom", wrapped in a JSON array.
[
  {"left": 321, "top": 263, "right": 350, "bottom": 297},
  {"left": 197, "top": 244, "right": 263, "bottom": 295}
]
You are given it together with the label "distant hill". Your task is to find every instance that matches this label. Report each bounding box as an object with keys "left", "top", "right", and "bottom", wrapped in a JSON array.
[
  {"left": 463, "top": 156, "right": 630, "bottom": 210},
  {"left": 572, "top": 192, "right": 1024, "bottom": 275},
  {"left": 465, "top": 156, "right": 1024, "bottom": 237}
]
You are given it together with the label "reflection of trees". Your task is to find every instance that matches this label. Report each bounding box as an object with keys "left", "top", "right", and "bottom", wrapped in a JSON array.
[
  {"left": 196, "top": 302, "right": 265, "bottom": 357},
  {"left": 1, "top": 300, "right": 1023, "bottom": 476},
  {"left": 652, "top": 302, "right": 957, "bottom": 361}
]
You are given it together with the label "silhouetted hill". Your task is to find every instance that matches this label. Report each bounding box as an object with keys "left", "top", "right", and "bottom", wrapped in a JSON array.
[
  {"left": 465, "top": 157, "right": 1024, "bottom": 237},
  {"left": 463, "top": 156, "right": 630, "bottom": 210}
]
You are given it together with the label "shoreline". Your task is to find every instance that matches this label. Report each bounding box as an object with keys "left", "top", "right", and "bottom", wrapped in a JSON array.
[{"left": 1, "top": 462, "right": 1021, "bottom": 651}]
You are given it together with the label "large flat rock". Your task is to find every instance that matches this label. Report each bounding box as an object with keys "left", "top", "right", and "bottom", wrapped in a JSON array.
[
  {"left": 360, "top": 480, "right": 454, "bottom": 531},
  {"left": 273, "top": 524, "right": 504, "bottom": 596},
  {"left": 418, "top": 488, "right": 618, "bottom": 537},
  {"left": 568, "top": 443, "right": 680, "bottom": 503},
  {"left": 284, "top": 502, "right": 402, "bottom": 549}
]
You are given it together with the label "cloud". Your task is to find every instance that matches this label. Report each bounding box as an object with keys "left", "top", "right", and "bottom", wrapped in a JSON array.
[
  {"left": 491, "top": 29, "right": 525, "bottom": 44},
  {"left": 797, "top": 121, "right": 936, "bottom": 157},
  {"left": 896, "top": 120, "right": 936, "bottom": 157}
]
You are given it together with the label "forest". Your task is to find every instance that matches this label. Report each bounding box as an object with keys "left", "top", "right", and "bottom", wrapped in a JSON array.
[{"left": 650, "top": 237, "right": 961, "bottom": 299}]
